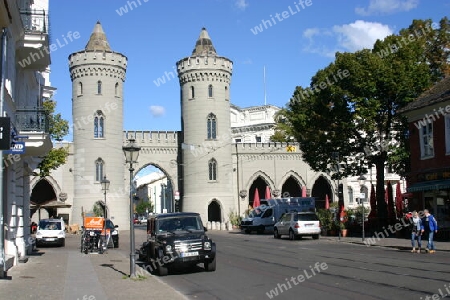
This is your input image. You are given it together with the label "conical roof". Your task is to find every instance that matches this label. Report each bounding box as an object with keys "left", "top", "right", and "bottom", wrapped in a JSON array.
[
  {"left": 85, "top": 21, "right": 111, "bottom": 51},
  {"left": 192, "top": 27, "right": 217, "bottom": 56}
]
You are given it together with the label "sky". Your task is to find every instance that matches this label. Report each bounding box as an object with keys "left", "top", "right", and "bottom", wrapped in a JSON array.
[{"left": 47, "top": 0, "right": 448, "bottom": 140}]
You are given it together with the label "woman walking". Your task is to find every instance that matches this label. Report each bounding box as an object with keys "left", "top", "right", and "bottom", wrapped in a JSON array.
[{"left": 410, "top": 211, "right": 424, "bottom": 253}]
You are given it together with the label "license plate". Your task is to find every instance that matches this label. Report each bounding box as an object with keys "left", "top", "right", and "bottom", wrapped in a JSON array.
[
  {"left": 305, "top": 224, "right": 314, "bottom": 227},
  {"left": 181, "top": 251, "right": 198, "bottom": 257},
  {"left": 45, "top": 238, "right": 56, "bottom": 241}
]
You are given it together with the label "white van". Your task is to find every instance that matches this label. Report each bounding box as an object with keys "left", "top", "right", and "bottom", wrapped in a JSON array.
[{"left": 36, "top": 218, "right": 66, "bottom": 247}]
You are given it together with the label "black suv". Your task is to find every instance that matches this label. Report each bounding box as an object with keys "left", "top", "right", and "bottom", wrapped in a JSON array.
[{"left": 138, "top": 212, "right": 216, "bottom": 276}]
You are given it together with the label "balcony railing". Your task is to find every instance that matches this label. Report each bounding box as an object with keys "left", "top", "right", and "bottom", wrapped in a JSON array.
[
  {"left": 20, "top": 9, "right": 48, "bottom": 34},
  {"left": 15, "top": 109, "right": 49, "bottom": 133}
]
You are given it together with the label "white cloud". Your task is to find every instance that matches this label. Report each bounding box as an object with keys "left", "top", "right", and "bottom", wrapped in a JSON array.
[
  {"left": 149, "top": 105, "right": 165, "bottom": 117},
  {"left": 235, "top": 0, "right": 249, "bottom": 11},
  {"left": 302, "top": 21, "right": 393, "bottom": 56},
  {"left": 355, "top": 0, "right": 419, "bottom": 16}
]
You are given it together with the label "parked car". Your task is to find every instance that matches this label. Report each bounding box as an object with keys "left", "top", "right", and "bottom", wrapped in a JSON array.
[
  {"left": 105, "top": 219, "right": 119, "bottom": 248},
  {"left": 273, "top": 212, "right": 320, "bottom": 240},
  {"left": 36, "top": 218, "right": 66, "bottom": 247},
  {"left": 138, "top": 212, "right": 216, "bottom": 276},
  {"left": 139, "top": 216, "right": 147, "bottom": 224}
]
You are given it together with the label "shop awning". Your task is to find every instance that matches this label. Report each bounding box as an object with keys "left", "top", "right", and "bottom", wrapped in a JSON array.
[{"left": 407, "top": 180, "right": 450, "bottom": 192}]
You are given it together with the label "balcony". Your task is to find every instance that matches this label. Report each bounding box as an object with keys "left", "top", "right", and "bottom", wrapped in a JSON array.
[
  {"left": 16, "top": 9, "right": 50, "bottom": 71},
  {"left": 14, "top": 108, "right": 52, "bottom": 156}
]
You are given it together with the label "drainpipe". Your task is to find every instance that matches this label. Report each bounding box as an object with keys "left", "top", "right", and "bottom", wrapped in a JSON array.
[{"left": 0, "top": 27, "right": 8, "bottom": 277}]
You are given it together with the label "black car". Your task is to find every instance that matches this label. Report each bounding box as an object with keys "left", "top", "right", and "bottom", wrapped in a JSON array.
[{"left": 138, "top": 212, "right": 216, "bottom": 276}]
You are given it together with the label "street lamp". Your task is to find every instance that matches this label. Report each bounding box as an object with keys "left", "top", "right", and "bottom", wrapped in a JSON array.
[
  {"left": 122, "top": 138, "right": 141, "bottom": 278},
  {"left": 100, "top": 175, "right": 110, "bottom": 249},
  {"left": 358, "top": 174, "right": 367, "bottom": 242}
]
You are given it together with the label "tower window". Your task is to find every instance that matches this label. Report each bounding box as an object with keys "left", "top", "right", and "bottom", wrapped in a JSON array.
[
  {"left": 190, "top": 86, "right": 195, "bottom": 99},
  {"left": 208, "top": 158, "right": 217, "bottom": 181},
  {"left": 207, "top": 113, "right": 217, "bottom": 140},
  {"left": 95, "top": 158, "right": 104, "bottom": 182},
  {"left": 97, "top": 81, "right": 102, "bottom": 94},
  {"left": 94, "top": 111, "right": 105, "bottom": 138},
  {"left": 115, "top": 82, "right": 119, "bottom": 96},
  {"left": 78, "top": 82, "right": 83, "bottom": 96},
  {"left": 208, "top": 85, "right": 213, "bottom": 98},
  {"left": 225, "top": 86, "right": 229, "bottom": 101}
]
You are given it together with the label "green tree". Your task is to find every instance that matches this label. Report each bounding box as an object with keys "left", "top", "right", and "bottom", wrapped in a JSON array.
[
  {"left": 92, "top": 202, "right": 104, "bottom": 217},
  {"left": 281, "top": 18, "right": 449, "bottom": 228},
  {"left": 135, "top": 201, "right": 154, "bottom": 215},
  {"left": 35, "top": 99, "right": 70, "bottom": 177}
]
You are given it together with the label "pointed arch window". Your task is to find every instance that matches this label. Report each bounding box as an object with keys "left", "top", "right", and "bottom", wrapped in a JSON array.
[
  {"left": 94, "top": 111, "right": 105, "bottom": 138},
  {"left": 208, "top": 84, "right": 213, "bottom": 98},
  {"left": 95, "top": 158, "right": 104, "bottom": 182},
  {"left": 78, "top": 82, "right": 83, "bottom": 96},
  {"left": 208, "top": 158, "right": 217, "bottom": 181},
  {"left": 97, "top": 80, "right": 102, "bottom": 94},
  {"left": 207, "top": 113, "right": 217, "bottom": 139},
  {"left": 190, "top": 86, "right": 195, "bottom": 99}
]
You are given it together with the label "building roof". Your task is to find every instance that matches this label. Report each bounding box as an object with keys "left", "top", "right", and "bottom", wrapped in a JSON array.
[
  {"left": 192, "top": 27, "right": 217, "bottom": 56},
  {"left": 85, "top": 21, "right": 111, "bottom": 51},
  {"left": 399, "top": 76, "right": 450, "bottom": 113}
]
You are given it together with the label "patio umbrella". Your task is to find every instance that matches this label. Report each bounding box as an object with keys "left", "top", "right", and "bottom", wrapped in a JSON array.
[
  {"left": 301, "top": 186, "right": 307, "bottom": 197},
  {"left": 265, "top": 186, "right": 271, "bottom": 200},
  {"left": 253, "top": 188, "right": 260, "bottom": 208},
  {"left": 395, "top": 182, "right": 403, "bottom": 219},
  {"left": 387, "top": 181, "right": 395, "bottom": 224},
  {"left": 368, "top": 184, "right": 377, "bottom": 220},
  {"left": 325, "top": 194, "right": 330, "bottom": 209}
]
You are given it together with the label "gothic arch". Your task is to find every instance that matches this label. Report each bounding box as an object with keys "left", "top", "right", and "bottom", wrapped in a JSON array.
[
  {"left": 30, "top": 175, "right": 62, "bottom": 199},
  {"left": 207, "top": 198, "right": 222, "bottom": 222},
  {"left": 278, "top": 170, "right": 305, "bottom": 190},
  {"left": 311, "top": 175, "right": 334, "bottom": 208},
  {"left": 244, "top": 170, "right": 274, "bottom": 190}
]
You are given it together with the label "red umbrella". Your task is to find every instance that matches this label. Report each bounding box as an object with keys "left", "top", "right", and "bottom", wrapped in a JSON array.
[
  {"left": 253, "top": 189, "right": 260, "bottom": 208},
  {"left": 368, "top": 184, "right": 377, "bottom": 220},
  {"left": 301, "top": 186, "right": 307, "bottom": 197},
  {"left": 387, "top": 181, "right": 395, "bottom": 223},
  {"left": 339, "top": 203, "right": 345, "bottom": 221},
  {"left": 395, "top": 182, "right": 403, "bottom": 218},
  {"left": 325, "top": 194, "right": 330, "bottom": 209},
  {"left": 265, "top": 186, "right": 271, "bottom": 200}
]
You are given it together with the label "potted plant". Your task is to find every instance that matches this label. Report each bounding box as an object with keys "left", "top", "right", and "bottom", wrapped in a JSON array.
[
  {"left": 340, "top": 221, "right": 348, "bottom": 237},
  {"left": 228, "top": 209, "right": 241, "bottom": 230},
  {"left": 317, "top": 209, "right": 332, "bottom": 236}
]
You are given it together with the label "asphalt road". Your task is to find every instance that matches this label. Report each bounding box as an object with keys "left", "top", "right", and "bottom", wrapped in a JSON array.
[{"left": 138, "top": 230, "right": 450, "bottom": 300}]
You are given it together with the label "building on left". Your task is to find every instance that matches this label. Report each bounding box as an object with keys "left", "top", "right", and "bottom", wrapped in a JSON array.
[{"left": 0, "top": 0, "right": 54, "bottom": 276}]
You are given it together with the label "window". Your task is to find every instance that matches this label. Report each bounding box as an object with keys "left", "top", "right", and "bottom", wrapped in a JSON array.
[
  {"left": 78, "top": 82, "right": 83, "bottom": 96},
  {"left": 190, "top": 86, "right": 195, "bottom": 99},
  {"left": 208, "top": 85, "right": 213, "bottom": 98},
  {"left": 235, "top": 138, "right": 242, "bottom": 143},
  {"left": 94, "top": 111, "right": 105, "bottom": 138},
  {"left": 115, "top": 82, "right": 119, "bottom": 96},
  {"left": 256, "top": 136, "right": 262, "bottom": 143},
  {"left": 208, "top": 158, "right": 217, "bottom": 181},
  {"left": 420, "top": 122, "right": 434, "bottom": 158},
  {"left": 207, "top": 113, "right": 217, "bottom": 139},
  {"left": 97, "top": 81, "right": 102, "bottom": 94},
  {"left": 95, "top": 158, "right": 104, "bottom": 182},
  {"left": 348, "top": 187, "right": 354, "bottom": 204},
  {"left": 225, "top": 86, "right": 229, "bottom": 101}
]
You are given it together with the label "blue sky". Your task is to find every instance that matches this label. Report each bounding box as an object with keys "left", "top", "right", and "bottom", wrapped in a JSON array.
[{"left": 48, "top": 0, "right": 448, "bottom": 138}]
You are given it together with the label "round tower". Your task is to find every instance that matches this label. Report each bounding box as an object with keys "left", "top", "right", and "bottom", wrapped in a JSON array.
[
  {"left": 176, "top": 28, "right": 234, "bottom": 223},
  {"left": 68, "top": 22, "right": 129, "bottom": 228}
]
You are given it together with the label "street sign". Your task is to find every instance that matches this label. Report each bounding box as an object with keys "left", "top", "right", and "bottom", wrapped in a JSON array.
[
  {"left": 5, "top": 142, "right": 25, "bottom": 154},
  {"left": 0, "top": 117, "right": 11, "bottom": 150},
  {"left": 360, "top": 193, "right": 366, "bottom": 199}
]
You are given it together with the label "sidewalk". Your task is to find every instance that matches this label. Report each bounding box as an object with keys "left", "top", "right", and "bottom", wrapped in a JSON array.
[
  {"left": 323, "top": 234, "right": 450, "bottom": 252},
  {"left": 0, "top": 231, "right": 187, "bottom": 300}
]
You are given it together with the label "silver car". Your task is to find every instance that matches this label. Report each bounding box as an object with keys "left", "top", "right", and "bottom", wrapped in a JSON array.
[{"left": 273, "top": 212, "right": 320, "bottom": 240}]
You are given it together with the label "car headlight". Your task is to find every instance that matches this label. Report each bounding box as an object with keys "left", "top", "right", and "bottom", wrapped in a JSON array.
[
  {"left": 204, "top": 241, "right": 211, "bottom": 250},
  {"left": 165, "top": 245, "right": 172, "bottom": 252},
  {"left": 90, "top": 231, "right": 95, "bottom": 236}
]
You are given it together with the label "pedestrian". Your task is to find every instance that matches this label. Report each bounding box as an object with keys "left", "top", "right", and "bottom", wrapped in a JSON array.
[
  {"left": 410, "top": 211, "right": 423, "bottom": 253},
  {"left": 422, "top": 209, "right": 438, "bottom": 253}
]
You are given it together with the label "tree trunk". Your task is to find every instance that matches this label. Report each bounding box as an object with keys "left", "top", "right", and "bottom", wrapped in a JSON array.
[{"left": 375, "top": 160, "right": 387, "bottom": 231}]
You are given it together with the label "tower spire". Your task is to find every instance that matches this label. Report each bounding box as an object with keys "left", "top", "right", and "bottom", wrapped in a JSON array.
[
  {"left": 85, "top": 21, "right": 111, "bottom": 51},
  {"left": 192, "top": 27, "right": 217, "bottom": 56}
]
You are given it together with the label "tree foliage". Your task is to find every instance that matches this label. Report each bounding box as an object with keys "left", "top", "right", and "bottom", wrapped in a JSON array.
[
  {"left": 278, "top": 18, "right": 449, "bottom": 227},
  {"left": 35, "top": 99, "right": 70, "bottom": 177},
  {"left": 135, "top": 201, "right": 154, "bottom": 215}
]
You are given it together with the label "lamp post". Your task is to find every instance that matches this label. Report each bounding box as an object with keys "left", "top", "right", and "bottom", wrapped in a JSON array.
[
  {"left": 100, "top": 175, "right": 110, "bottom": 249},
  {"left": 122, "top": 138, "right": 141, "bottom": 278},
  {"left": 358, "top": 174, "right": 367, "bottom": 242}
]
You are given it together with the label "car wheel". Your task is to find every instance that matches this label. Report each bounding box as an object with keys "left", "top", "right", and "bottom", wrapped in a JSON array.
[
  {"left": 274, "top": 228, "right": 281, "bottom": 239},
  {"left": 312, "top": 234, "right": 319, "bottom": 240},
  {"left": 289, "top": 230, "right": 296, "bottom": 241},
  {"left": 204, "top": 256, "right": 216, "bottom": 272},
  {"left": 157, "top": 250, "right": 168, "bottom": 276}
]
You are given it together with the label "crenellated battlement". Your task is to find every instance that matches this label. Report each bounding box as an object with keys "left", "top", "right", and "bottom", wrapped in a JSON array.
[
  {"left": 69, "top": 51, "right": 127, "bottom": 81},
  {"left": 233, "top": 142, "right": 301, "bottom": 152},
  {"left": 176, "top": 56, "right": 232, "bottom": 84},
  {"left": 124, "top": 130, "right": 180, "bottom": 145}
]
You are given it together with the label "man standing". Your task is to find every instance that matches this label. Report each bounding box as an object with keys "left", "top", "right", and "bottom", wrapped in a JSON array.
[{"left": 422, "top": 209, "right": 438, "bottom": 253}]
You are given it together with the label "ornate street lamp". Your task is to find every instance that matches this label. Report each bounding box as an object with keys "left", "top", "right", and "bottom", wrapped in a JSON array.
[
  {"left": 358, "top": 174, "right": 367, "bottom": 242},
  {"left": 100, "top": 175, "right": 110, "bottom": 250},
  {"left": 122, "top": 138, "right": 141, "bottom": 278}
]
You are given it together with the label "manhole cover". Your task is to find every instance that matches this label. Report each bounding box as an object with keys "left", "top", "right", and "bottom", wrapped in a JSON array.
[{"left": 19, "top": 276, "right": 35, "bottom": 279}]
